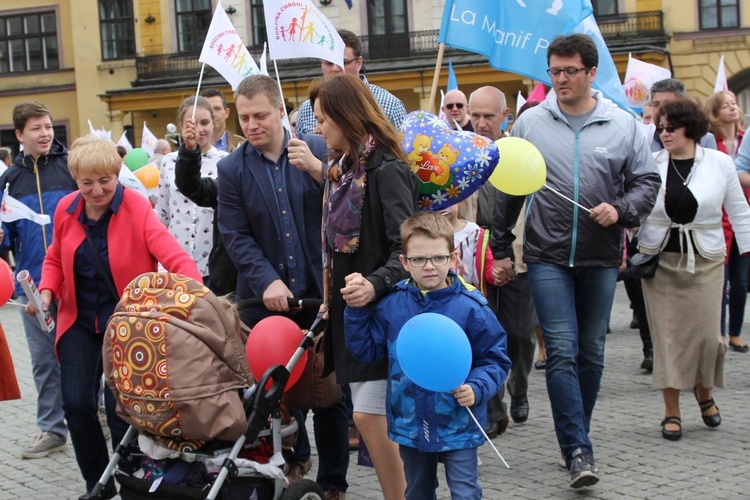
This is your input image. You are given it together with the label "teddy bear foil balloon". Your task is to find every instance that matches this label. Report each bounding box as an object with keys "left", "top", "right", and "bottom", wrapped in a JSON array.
[{"left": 401, "top": 110, "right": 499, "bottom": 211}]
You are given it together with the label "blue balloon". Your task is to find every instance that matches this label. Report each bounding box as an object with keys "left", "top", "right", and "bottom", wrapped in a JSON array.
[{"left": 396, "top": 313, "right": 472, "bottom": 393}]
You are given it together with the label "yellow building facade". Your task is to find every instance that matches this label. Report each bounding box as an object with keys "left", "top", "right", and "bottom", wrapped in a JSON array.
[{"left": 0, "top": 0, "right": 748, "bottom": 152}]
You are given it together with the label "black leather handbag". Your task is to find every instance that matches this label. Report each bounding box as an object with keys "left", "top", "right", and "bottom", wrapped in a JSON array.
[{"left": 629, "top": 252, "right": 659, "bottom": 280}]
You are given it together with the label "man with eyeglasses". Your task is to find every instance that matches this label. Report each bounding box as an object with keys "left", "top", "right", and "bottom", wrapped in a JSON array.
[
  {"left": 491, "top": 34, "right": 659, "bottom": 489},
  {"left": 442, "top": 89, "right": 473, "bottom": 131},
  {"left": 295, "top": 29, "right": 406, "bottom": 135},
  {"left": 649, "top": 78, "right": 717, "bottom": 152}
]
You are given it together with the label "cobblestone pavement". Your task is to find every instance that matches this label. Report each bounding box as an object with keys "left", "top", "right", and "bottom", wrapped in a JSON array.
[{"left": 1, "top": 283, "right": 749, "bottom": 499}]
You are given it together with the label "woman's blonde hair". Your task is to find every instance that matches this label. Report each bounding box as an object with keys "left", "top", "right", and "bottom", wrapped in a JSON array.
[
  {"left": 67, "top": 135, "right": 122, "bottom": 180},
  {"left": 704, "top": 91, "right": 745, "bottom": 137}
]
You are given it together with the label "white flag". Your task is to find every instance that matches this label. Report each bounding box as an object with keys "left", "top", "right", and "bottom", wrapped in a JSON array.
[
  {"left": 263, "top": 0, "right": 344, "bottom": 68},
  {"left": 87, "top": 120, "right": 112, "bottom": 141},
  {"left": 1, "top": 189, "right": 51, "bottom": 225},
  {"left": 516, "top": 91, "right": 527, "bottom": 116},
  {"left": 622, "top": 54, "right": 671, "bottom": 108},
  {"left": 259, "top": 42, "right": 268, "bottom": 76},
  {"left": 141, "top": 122, "right": 158, "bottom": 156},
  {"left": 714, "top": 55, "right": 728, "bottom": 93},
  {"left": 199, "top": 1, "right": 261, "bottom": 89},
  {"left": 116, "top": 131, "right": 133, "bottom": 152},
  {"left": 118, "top": 165, "right": 149, "bottom": 199}
]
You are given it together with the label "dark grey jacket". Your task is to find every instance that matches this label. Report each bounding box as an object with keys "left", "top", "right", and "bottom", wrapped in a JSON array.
[{"left": 491, "top": 91, "right": 660, "bottom": 268}]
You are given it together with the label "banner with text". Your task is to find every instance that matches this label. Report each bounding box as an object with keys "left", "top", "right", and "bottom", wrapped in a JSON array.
[{"left": 439, "top": 1, "right": 632, "bottom": 112}]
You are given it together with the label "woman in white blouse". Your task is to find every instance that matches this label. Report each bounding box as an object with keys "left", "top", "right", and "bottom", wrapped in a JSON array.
[{"left": 155, "top": 96, "right": 228, "bottom": 279}]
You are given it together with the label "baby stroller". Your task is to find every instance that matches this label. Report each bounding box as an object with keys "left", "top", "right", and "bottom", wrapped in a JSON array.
[{"left": 90, "top": 273, "right": 327, "bottom": 500}]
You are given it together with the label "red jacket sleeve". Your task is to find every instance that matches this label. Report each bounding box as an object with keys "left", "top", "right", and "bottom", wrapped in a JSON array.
[{"left": 475, "top": 228, "right": 496, "bottom": 296}]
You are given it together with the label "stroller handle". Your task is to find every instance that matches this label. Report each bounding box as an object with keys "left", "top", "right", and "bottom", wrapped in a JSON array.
[{"left": 236, "top": 297, "right": 325, "bottom": 310}]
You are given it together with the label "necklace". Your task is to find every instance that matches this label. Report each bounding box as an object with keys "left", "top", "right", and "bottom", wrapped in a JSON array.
[{"left": 670, "top": 157, "right": 690, "bottom": 186}]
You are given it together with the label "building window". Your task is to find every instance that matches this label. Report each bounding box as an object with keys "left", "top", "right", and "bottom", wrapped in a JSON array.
[
  {"left": 0, "top": 11, "right": 59, "bottom": 73},
  {"left": 366, "top": 0, "right": 409, "bottom": 58},
  {"left": 699, "top": 0, "right": 739, "bottom": 30},
  {"left": 250, "top": 0, "right": 267, "bottom": 48},
  {"left": 175, "top": 0, "right": 212, "bottom": 52},
  {"left": 99, "top": 0, "right": 135, "bottom": 60},
  {"left": 592, "top": 0, "right": 618, "bottom": 16}
]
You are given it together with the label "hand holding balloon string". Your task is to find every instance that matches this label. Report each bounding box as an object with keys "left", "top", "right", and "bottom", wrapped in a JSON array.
[{"left": 397, "top": 313, "right": 509, "bottom": 468}]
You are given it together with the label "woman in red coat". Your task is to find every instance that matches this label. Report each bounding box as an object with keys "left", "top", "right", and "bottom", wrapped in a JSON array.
[{"left": 33, "top": 136, "right": 201, "bottom": 499}]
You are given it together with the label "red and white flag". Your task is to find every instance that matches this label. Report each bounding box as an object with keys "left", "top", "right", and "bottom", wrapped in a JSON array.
[
  {"left": 263, "top": 0, "right": 344, "bottom": 68},
  {"left": 714, "top": 55, "right": 728, "bottom": 93},
  {"left": 199, "top": 1, "right": 261, "bottom": 89},
  {"left": 1, "top": 188, "right": 51, "bottom": 226}
]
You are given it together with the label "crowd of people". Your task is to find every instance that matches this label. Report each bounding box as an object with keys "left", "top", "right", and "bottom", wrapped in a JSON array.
[{"left": 1, "top": 30, "right": 749, "bottom": 499}]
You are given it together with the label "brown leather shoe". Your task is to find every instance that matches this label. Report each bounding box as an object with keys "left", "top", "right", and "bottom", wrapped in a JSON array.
[
  {"left": 325, "top": 491, "right": 347, "bottom": 500},
  {"left": 283, "top": 458, "right": 312, "bottom": 483}
]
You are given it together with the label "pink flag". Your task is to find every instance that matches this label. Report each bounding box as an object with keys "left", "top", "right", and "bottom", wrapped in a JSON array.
[{"left": 528, "top": 83, "right": 547, "bottom": 103}]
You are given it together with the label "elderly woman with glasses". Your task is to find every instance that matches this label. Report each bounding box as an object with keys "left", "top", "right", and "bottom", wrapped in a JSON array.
[{"left": 638, "top": 98, "right": 750, "bottom": 441}]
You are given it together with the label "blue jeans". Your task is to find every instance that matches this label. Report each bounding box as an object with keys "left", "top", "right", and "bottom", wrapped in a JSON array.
[
  {"left": 16, "top": 295, "right": 67, "bottom": 438},
  {"left": 527, "top": 263, "right": 618, "bottom": 459},
  {"left": 721, "top": 238, "right": 750, "bottom": 337},
  {"left": 58, "top": 323, "right": 129, "bottom": 491},
  {"left": 399, "top": 445, "right": 481, "bottom": 500}
]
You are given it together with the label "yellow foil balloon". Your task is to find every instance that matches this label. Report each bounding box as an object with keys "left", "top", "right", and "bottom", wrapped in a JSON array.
[
  {"left": 489, "top": 137, "right": 546, "bottom": 195},
  {"left": 134, "top": 164, "right": 160, "bottom": 189}
]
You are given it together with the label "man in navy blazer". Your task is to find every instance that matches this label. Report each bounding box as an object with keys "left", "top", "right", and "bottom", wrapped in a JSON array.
[{"left": 217, "top": 75, "right": 349, "bottom": 497}]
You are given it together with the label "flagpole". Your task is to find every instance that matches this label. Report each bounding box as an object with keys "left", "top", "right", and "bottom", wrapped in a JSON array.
[
  {"left": 273, "top": 60, "right": 292, "bottom": 135},
  {"left": 192, "top": 63, "right": 207, "bottom": 120},
  {"left": 427, "top": 43, "right": 446, "bottom": 115}
]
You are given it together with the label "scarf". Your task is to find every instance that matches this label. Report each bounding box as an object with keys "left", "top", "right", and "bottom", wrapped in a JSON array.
[{"left": 321, "top": 136, "right": 375, "bottom": 302}]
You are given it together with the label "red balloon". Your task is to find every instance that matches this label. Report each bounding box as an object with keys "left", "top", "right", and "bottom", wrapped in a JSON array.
[
  {"left": 0, "top": 261, "right": 14, "bottom": 307},
  {"left": 246, "top": 315, "right": 308, "bottom": 392}
]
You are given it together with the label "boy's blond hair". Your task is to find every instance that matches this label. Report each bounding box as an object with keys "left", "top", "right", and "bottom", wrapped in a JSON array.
[
  {"left": 400, "top": 211, "right": 455, "bottom": 254},
  {"left": 67, "top": 135, "right": 122, "bottom": 180}
]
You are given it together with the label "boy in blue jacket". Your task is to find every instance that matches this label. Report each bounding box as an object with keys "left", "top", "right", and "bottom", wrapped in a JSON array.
[{"left": 345, "top": 210, "right": 511, "bottom": 499}]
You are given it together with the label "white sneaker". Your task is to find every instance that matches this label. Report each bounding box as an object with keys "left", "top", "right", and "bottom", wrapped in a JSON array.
[{"left": 21, "top": 432, "right": 67, "bottom": 459}]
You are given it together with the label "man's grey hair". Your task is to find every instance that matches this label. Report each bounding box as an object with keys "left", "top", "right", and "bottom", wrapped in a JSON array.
[
  {"left": 154, "top": 139, "right": 171, "bottom": 154},
  {"left": 650, "top": 78, "right": 686, "bottom": 97}
]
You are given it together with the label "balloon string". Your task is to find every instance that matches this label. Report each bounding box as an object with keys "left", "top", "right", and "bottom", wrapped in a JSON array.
[
  {"left": 543, "top": 184, "right": 592, "bottom": 213},
  {"left": 5, "top": 299, "right": 26, "bottom": 308},
  {"left": 466, "top": 407, "right": 510, "bottom": 469}
]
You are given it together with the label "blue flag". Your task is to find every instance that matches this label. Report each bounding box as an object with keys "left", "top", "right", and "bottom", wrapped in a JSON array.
[
  {"left": 447, "top": 59, "right": 458, "bottom": 91},
  {"left": 439, "top": 0, "right": 631, "bottom": 112}
]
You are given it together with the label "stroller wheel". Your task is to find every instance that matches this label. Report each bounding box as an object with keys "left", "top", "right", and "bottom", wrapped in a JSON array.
[{"left": 280, "top": 479, "right": 325, "bottom": 500}]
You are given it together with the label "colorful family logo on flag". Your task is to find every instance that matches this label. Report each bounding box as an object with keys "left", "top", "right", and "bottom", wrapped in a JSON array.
[
  {"left": 199, "top": 1, "right": 261, "bottom": 90},
  {"left": 400, "top": 111, "right": 499, "bottom": 211},
  {"left": 1, "top": 190, "right": 51, "bottom": 226},
  {"left": 263, "top": 0, "right": 344, "bottom": 68},
  {"left": 622, "top": 54, "right": 671, "bottom": 108}
]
